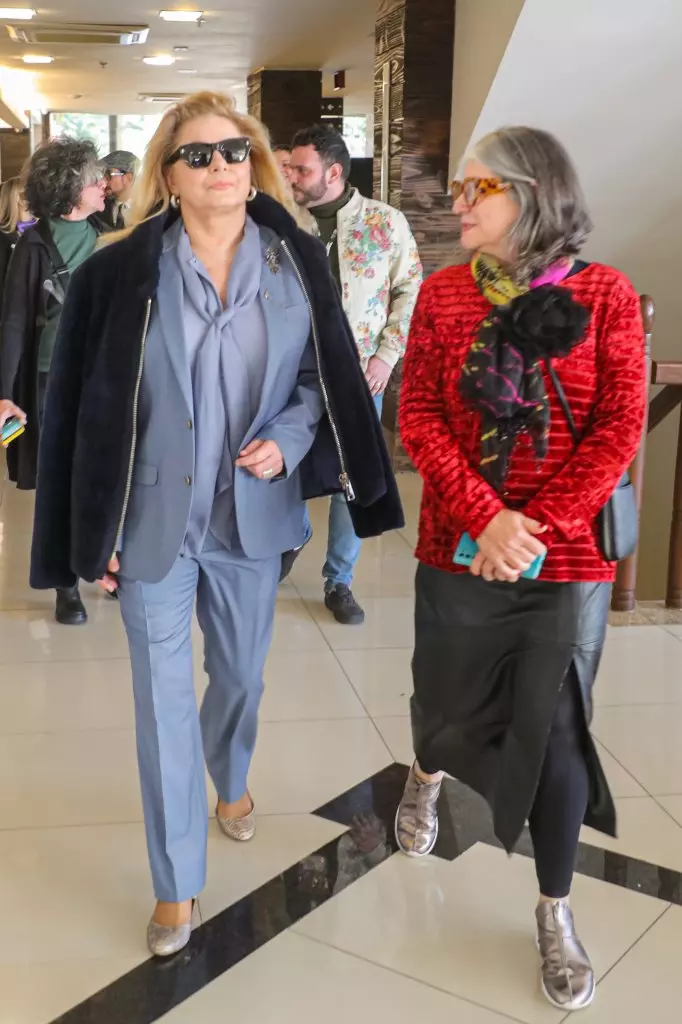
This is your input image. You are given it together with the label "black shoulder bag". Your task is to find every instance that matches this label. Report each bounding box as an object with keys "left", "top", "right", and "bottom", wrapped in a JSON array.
[
  {"left": 36, "top": 219, "right": 71, "bottom": 307},
  {"left": 545, "top": 361, "right": 638, "bottom": 562}
]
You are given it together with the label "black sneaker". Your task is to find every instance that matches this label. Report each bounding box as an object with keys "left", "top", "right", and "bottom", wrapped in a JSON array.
[
  {"left": 324, "top": 585, "right": 365, "bottom": 625},
  {"left": 55, "top": 585, "right": 88, "bottom": 626}
]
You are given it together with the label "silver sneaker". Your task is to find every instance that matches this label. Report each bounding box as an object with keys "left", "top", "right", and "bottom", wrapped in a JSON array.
[
  {"left": 216, "top": 799, "right": 256, "bottom": 842},
  {"left": 536, "top": 901, "right": 595, "bottom": 1011},
  {"left": 147, "top": 900, "right": 197, "bottom": 958},
  {"left": 395, "top": 763, "right": 442, "bottom": 857}
]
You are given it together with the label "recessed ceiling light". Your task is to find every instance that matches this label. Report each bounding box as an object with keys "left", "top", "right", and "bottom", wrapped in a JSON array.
[
  {"left": 159, "top": 10, "right": 203, "bottom": 22},
  {"left": 0, "top": 8, "right": 36, "bottom": 19},
  {"left": 22, "top": 54, "right": 54, "bottom": 64},
  {"left": 143, "top": 55, "right": 176, "bottom": 66}
]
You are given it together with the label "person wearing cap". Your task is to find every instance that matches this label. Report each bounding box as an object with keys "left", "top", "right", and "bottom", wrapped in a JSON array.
[{"left": 101, "top": 150, "right": 140, "bottom": 230}]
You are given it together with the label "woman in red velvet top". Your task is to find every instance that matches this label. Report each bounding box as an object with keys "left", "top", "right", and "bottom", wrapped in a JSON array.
[{"left": 394, "top": 127, "right": 647, "bottom": 1013}]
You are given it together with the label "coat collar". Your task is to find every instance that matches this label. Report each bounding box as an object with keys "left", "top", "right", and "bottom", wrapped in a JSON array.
[
  {"left": 337, "top": 187, "right": 363, "bottom": 223},
  {"left": 21, "top": 213, "right": 105, "bottom": 248},
  {"left": 120, "top": 192, "right": 310, "bottom": 301}
]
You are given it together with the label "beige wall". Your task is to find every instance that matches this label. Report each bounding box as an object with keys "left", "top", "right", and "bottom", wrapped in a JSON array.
[
  {"left": 462, "top": 0, "right": 682, "bottom": 599},
  {"left": 449, "top": 0, "right": 525, "bottom": 172}
]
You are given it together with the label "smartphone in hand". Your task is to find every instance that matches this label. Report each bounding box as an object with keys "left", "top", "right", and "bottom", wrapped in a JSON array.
[{"left": 1, "top": 416, "right": 25, "bottom": 448}]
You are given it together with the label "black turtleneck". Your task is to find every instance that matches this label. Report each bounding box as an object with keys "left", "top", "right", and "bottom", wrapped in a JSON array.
[{"left": 310, "top": 183, "right": 353, "bottom": 291}]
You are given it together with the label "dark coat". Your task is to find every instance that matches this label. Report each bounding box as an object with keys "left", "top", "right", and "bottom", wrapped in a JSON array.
[
  {"left": 0, "top": 229, "right": 18, "bottom": 299},
  {"left": 0, "top": 215, "right": 107, "bottom": 489},
  {"left": 30, "top": 194, "right": 404, "bottom": 590},
  {"left": 100, "top": 196, "right": 126, "bottom": 231}
]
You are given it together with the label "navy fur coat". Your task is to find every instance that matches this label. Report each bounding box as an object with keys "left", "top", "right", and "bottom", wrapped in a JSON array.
[{"left": 30, "top": 194, "right": 404, "bottom": 589}]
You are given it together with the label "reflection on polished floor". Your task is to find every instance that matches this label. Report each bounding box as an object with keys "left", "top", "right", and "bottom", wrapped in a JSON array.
[{"left": 1, "top": 473, "right": 682, "bottom": 1023}]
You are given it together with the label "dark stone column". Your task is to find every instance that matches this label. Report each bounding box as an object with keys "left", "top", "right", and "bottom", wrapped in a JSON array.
[
  {"left": 0, "top": 129, "right": 31, "bottom": 180},
  {"left": 373, "top": 0, "right": 456, "bottom": 470},
  {"left": 247, "top": 69, "right": 323, "bottom": 148}
]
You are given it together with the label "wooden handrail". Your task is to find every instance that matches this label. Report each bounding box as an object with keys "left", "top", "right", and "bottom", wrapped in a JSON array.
[{"left": 612, "top": 295, "right": 654, "bottom": 611}]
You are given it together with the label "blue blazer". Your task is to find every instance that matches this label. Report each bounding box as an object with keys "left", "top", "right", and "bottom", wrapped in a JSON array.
[
  {"left": 119, "top": 224, "right": 323, "bottom": 583},
  {"left": 30, "top": 194, "right": 404, "bottom": 592}
]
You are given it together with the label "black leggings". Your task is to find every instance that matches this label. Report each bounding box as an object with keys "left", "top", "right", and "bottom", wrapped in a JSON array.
[{"left": 528, "top": 668, "right": 589, "bottom": 899}]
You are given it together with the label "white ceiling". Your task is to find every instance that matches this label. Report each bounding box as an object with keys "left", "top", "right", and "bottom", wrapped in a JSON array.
[{"left": 0, "top": 1, "right": 379, "bottom": 114}]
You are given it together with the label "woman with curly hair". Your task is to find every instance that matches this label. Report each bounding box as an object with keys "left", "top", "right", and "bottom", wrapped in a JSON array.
[
  {"left": 0, "top": 137, "right": 106, "bottom": 625},
  {"left": 394, "top": 127, "right": 647, "bottom": 1012}
]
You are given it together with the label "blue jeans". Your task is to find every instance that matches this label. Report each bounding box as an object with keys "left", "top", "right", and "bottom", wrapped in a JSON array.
[{"left": 321, "top": 393, "right": 384, "bottom": 591}]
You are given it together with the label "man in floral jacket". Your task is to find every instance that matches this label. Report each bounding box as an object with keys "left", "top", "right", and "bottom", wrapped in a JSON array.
[{"left": 290, "top": 124, "right": 422, "bottom": 624}]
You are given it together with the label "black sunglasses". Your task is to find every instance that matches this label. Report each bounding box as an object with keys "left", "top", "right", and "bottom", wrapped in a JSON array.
[{"left": 165, "top": 136, "right": 252, "bottom": 169}]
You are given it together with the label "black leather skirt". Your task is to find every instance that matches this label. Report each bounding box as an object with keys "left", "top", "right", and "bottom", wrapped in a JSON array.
[{"left": 411, "top": 565, "right": 615, "bottom": 852}]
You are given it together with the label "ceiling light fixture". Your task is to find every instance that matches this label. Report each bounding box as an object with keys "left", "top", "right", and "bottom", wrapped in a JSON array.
[
  {"left": 159, "top": 10, "right": 203, "bottom": 22},
  {"left": 0, "top": 8, "right": 36, "bottom": 19},
  {"left": 22, "top": 54, "right": 53, "bottom": 64},
  {"left": 143, "top": 55, "right": 175, "bottom": 66}
]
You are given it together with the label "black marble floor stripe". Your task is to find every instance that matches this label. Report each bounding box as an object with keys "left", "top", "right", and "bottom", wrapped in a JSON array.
[
  {"left": 316, "top": 762, "right": 682, "bottom": 906},
  {"left": 48, "top": 762, "right": 682, "bottom": 1023},
  {"left": 48, "top": 800, "right": 398, "bottom": 1022}
]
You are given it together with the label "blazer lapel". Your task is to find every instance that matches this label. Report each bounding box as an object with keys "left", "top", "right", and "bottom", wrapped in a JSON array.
[
  {"left": 156, "top": 250, "right": 193, "bottom": 414},
  {"left": 246, "top": 236, "right": 289, "bottom": 439}
]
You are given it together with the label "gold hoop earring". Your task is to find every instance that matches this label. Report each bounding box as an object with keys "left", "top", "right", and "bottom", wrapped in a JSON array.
[{"left": 247, "top": 186, "right": 257, "bottom": 202}]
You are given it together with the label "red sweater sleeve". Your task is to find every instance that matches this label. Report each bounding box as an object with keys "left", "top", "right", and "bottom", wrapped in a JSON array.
[
  {"left": 524, "top": 278, "right": 647, "bottom": 543},
  {"left": 399, "top": 277, "right": 505, "bottom": 538}
]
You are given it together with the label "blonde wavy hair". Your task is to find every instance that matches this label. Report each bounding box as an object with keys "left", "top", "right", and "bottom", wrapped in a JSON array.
[
  {"left": 106, "top": 91, "right": 297, "bottom": 244},
  {"left": 0, "top": 176, "right": 26, "bottom": 234}
]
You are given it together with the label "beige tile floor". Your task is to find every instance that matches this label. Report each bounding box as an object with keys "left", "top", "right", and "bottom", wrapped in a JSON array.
[{"left": 1, "top": 471, "right": 681, "bottom": 1022}]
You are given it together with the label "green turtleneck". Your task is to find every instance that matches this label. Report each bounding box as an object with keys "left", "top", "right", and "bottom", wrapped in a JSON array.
[{"left": 310, "top": 183, "right": 353, "bottom": 292}]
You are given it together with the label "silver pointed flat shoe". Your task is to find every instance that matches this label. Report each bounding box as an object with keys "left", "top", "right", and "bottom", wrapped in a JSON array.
[
  {"left": 395, "top": 762, "right": 442, "bottom": 858},
  {"left": 536, "top": 901, "right": 595, "bottom": 1011},
  {"left": 147, "top": 900, "right": 197, "bottom": 958},
  {"left": 216, "top": 797, "right": 256, "bottom": 842}
]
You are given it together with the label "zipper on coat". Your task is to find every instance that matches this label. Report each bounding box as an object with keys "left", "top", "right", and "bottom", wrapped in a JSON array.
[
  {"left": 112, "top": 297, "right": 152, "bottom": 556},
  {"left": 281, "top": 239, "right": 355, "bottom": 502}
]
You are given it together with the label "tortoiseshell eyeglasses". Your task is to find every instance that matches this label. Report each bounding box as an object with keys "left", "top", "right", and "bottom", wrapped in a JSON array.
[{"left": 450, "top": 177, "right": 513, "bottom": 206}]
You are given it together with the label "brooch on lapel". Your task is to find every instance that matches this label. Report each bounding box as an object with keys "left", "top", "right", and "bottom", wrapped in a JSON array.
[{"left": 264, "top": 244, "right": 282, "bottom": 275}]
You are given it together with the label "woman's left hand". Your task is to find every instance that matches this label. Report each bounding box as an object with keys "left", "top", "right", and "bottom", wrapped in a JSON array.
[
  {"left": 0, "top": 399, "right": 27, "bottom": 429},
  {"left": 471, "top": 551, "right": 520, "bottom": 583},
  {"left": 236, "top": 439, "right": 284, "bottom": 480}
]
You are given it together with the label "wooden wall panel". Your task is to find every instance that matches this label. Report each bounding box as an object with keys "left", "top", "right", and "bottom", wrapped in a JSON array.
[
  {"left": 247, "top": 70, "right": 322, "bottom": 149},
  {"left": 0, "top": 130, "right": 30, "bottom": 181},
  {"left": 373, "top": 0, "right": 456, "bottom": 470}
]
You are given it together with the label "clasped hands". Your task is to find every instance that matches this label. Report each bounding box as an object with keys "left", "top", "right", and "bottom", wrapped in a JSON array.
[{"left": 470, "top": 509, "right": 547, "bottom": 583}]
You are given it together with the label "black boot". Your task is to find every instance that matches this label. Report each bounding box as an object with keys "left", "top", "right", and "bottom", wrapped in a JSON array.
[
  {"left": 324, "top": 585, "right": 365, "bottom": 625},
  {"left": 55, "top": 585, "right": 88, "bottom": 626}
]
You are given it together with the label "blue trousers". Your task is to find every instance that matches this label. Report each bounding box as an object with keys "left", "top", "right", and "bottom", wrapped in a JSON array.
[
  {"left": 118, "top": 539, "right": 280, "bottom": 903},
  {"left": 322, "top": 392, "right": 384, "bottom": 590}
]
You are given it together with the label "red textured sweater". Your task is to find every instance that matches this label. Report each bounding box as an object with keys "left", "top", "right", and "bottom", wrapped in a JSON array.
[{"left": 399, "top": 262, "right": 647, "bottom": 583}]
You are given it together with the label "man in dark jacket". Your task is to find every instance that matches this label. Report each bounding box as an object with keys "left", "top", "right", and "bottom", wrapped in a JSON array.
[
  {"left": 0, "top": 136, "right": 108, "bottom": 626},
  {"left": 100, "top": 150, "right": 139, "bottom": 230}
]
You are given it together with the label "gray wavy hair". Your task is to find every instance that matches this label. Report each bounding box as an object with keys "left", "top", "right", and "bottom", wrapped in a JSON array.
[
  {"left": 24, "top": 137, "right": 103, "bottom": 219},
  {"left": 466, "top": 126, "right": 593, "bottom": 284}
]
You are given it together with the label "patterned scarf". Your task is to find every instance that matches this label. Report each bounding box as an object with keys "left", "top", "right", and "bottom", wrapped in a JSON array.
[{"left": 460, "top": 253, "right": 590, "bottom": 491}]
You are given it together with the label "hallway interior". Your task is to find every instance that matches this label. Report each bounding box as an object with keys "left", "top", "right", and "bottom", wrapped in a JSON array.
[{"left": 1, "top": 474, "right": 682, "bottom": 1022}]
